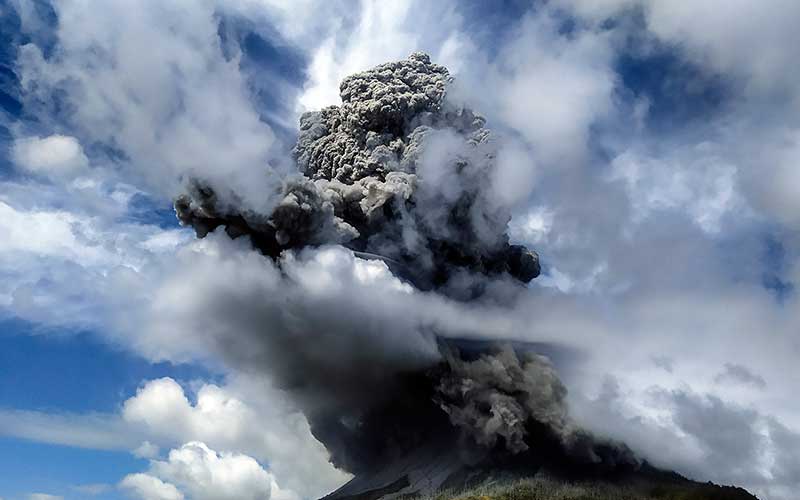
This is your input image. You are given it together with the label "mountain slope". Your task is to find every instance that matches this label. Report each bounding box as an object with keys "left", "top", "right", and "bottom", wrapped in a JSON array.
[
  {"left": 322, "top": 450, "right": 759, "bottom": 500},
  {"left": 430, "top": 472, "right": 758, "bottom": 500}
]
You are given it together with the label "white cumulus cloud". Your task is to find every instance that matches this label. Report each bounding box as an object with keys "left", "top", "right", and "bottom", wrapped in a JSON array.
[
  {"left": 12, "top": 134, "right": 89, "bottom": 177},
  {"left": 121, "top": 376, "right": 348, "bottom": 499},
  {"left": 122, "top": 442, "right": 291, "bottom": 500},
  {"left": 120, "top": 473, "right": 184, "bottom": 500}
]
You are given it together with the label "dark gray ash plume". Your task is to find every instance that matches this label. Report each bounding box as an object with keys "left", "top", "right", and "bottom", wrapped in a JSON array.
[
  {"left": 175, "top": 52, "right": 539, "bottom": 291},
  {"left": 436, "top": 345, "right": 570, "bottom": 454},
  {"left": 173, "top": 53, "right": 637, "bottom": 485}
]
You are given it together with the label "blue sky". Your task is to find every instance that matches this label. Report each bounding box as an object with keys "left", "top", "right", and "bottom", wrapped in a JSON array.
[
  {"left": 0, "top": 439, "right": 143, "bottom": 500},
  {"left": 0, "top": 1, "right": 799, "bottom": 500},
  {"left": 0, "top": 320, "right": 215, "bottom": 413},
  {"left": 0, "top": 325, "right": 215, "bottom": 499}
]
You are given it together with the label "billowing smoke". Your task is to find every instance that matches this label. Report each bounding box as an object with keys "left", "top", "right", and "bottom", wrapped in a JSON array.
[
  {"left": 436, "top": 345, "right": 570, "bottom": 455},
  {"left": 173, "top": 53, "right": 635, "bottom": 483},
  {"left": 175, "top": 52, "right": 539, "bottom": 293}
]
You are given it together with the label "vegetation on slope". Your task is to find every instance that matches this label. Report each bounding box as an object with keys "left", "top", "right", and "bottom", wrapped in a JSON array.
[{"left": 425, "top": 475, "right": 758, "bottom": 500}]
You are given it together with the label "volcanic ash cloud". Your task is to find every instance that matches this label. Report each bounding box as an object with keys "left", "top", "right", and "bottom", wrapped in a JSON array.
[
  {"left": 171, "top": 53, "right": 635, "bottom": 478},
  {"left": 176, "top": 52, "right": 539, "bottom": 292}
]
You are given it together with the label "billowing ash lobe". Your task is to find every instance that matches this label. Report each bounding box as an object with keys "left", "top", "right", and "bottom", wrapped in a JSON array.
[
  {"left": 436, "top": 345, "right": 571, "bottom": 455},
  {"left": 175, "top": 52, "right": 540, "bottom": 291},
  {"left": 173, "top": 53, "right": 636, "bottom": 486}
]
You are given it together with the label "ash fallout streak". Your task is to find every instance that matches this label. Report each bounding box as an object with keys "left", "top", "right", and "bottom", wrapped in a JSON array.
[{"left": 175, "top": 53, "right": 636, "bottom": 485}]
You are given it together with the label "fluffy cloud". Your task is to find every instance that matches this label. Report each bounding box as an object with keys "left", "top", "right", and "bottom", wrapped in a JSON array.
[
  {"left": 120, "top": 474, "right": 184, "bottom": 500},
  {"left": 0, "top": 200, "right": 136, "bottom": 266},
  {"left": 133, "top": 441, "right": 161, "bottom": 459},
  {"left": 167, "top": 442, "right": 278, "bottom": 500},
  {"left": 558, "top": 0, "right": 800, "bottom": 97},
  {"left": 12, "top": 134, "right": 88, "bottom": 177},
  {"left": 643, "top": 1, "right": 800, "bottom": 97},
  {"left": 121, "top": 377, "right": 348, "bottom": 499},
  {"left": 122, "top": 442, "right": 278, "bottom": 500},
  {"left": 0, "top": 193, "right": 188, "bottom": 331},
  {"left": 16, "top": 0, "right": 288, "bottom": 211},
  {"left": 550, "top": 0, "right": 800, "bottom": 232},
  {"left": 569, "top": 381, "right": 800, "bottom": 500},
  {"left": 459, "top": 10, "right": 617, "bottom": 168},
  {"left": 609, "top": 145, "right": 742, "bottom": 233}
]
